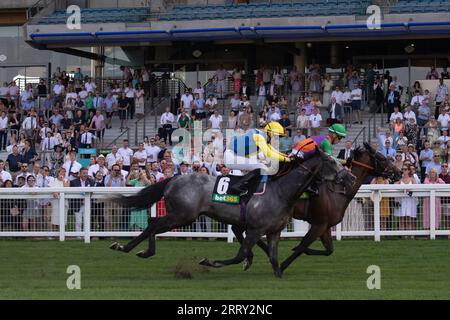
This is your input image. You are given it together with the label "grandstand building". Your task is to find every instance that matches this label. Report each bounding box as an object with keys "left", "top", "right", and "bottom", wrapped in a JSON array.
[{"left": 0, "top": 0, "right": 449, "bottom": 89}]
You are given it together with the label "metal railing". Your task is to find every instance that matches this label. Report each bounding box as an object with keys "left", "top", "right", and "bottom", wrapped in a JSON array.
[{"left": 1, "top": 184, "right": 450, "bottom": 242}]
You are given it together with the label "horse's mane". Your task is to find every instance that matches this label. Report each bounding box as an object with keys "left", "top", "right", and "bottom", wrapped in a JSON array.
[{"left": 353, "top": 146, "right": 364, "bottom": 158}]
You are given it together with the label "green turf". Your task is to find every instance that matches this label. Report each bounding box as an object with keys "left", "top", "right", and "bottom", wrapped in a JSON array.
[{"left": 0, "top": 239, "right": 450, "bottom": 299}]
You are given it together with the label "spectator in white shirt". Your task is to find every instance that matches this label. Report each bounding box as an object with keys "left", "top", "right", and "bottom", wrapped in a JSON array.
[
  {"left": 389, "top": 106, "right": 404, "bottom": 124},
  {"left": 160, "top": 107, "right": 175, "bottom": 145},
  {"left": 41, "top": 131, "right": 58, "bottom": 152},
  {"left": 180, "top": 90, "right": 194, "bottom": 114},
  {"left": 410, "top": 90, "right": 424, "bottom": 108},
  {"left": 149, "top": 161, "right": 164, "bottom": 182},
  {"left": 124, "top": 83, "right": 135, "bottom": 119},
  {"left": 0, "top": 82, "right": 9, "bottom": 97},
  {"left": 193, "top": 81, "right": 204, "bottom": 100},
  {"left": 309, "top": 108, "right": 322, "bottom": 136},
  {"left": 8, "top": 81, "right": 19, "bottom": 101},
  {"left": 22, "top": 113, "right": 37, "bottom": 139},
  {"left": 88, "top": 154, "right": 109, "bottom": 178},
  {"left": 437, "top": 130, "right": 450, "bottom": 150},
  {"left": 85, "top": 78, "right": 97, "bottom": 93},
  {"left": 53, "top": 80, "right": 65, "bottom": 103},
  {"left": 437, "top": 108, "right": 450, "bottom": 133},
  {"left": 133, "top": 143, "right": 148, "bottom": 168},
  {"left": 351, "top": 83, "right": 362, "bottom": 124},
  {"left": 78, "top": 89, "right": 88, "bottom": 100},
  {"left": 118, "top": 139, "right": 134, "bottom": 171},
  {"left": 62, "top": 150, "right": 82, "bottom": 181},
  {"left": 144, "top": 138, "right": 161, "bottom": 163},
  {"left": 0, "top": 159, "right": 12, "bottom": 183},
  {"left": 331, "top": 86, "right": 344, "bottom": 106},
  {"left": 403, "top": 105, "right": 417, "bottom": 123},
  {"left": 209, "top": 110, "right": 223, "bottom": 130},
  {"left": 105, "top": 145, "right": 123, "bottom": 169},
  {"left": 79, "top": 126, "right": 95, "bottom": 148}
]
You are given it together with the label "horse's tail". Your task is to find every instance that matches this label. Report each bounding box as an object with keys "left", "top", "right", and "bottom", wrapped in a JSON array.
[{"left": 114, "top": 177, "right": 173, "bottom": 209}]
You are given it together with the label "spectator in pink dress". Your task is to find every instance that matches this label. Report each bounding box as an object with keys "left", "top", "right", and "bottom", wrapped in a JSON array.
[{"left": 423, "top": 168, "right": 445, "bottom": 230}]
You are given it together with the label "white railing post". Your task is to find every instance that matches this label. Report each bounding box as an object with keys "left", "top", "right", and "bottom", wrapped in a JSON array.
[
  {"left": 336, "top": 223, "right": 342, "bottom": 241},
  {"left": 227, "top": 224, "right": 233, "bottom": 243},
  {"left": 59, "top": 192, "right": 65, "bottom": 242},
  {"left": 84, "top": 192, "right": 91, "bottom": 244},
  {"left": 430, "top": 189, "right": 436, "bottom": 240},
  {"left": 374, "top": 191, "right": 381, "bottom": 242},
  {"left": 150, "top": 203, "right": 157, "bottom": 218}
]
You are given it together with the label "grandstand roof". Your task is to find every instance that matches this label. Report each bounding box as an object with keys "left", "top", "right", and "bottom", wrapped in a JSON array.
[{"left": 28, "top": 21, "right": 450, "bottom": 47}]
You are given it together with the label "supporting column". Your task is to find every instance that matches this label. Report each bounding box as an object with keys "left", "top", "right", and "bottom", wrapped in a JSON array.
[
  {"left": 294, "top": 42, "right": 307, "bottom": 74},
  {"left": 91, "top": 46, "right": 104, "bottom": 90},
  {"left": 330, "top": 42, "right": 341, "bottom": 66}
]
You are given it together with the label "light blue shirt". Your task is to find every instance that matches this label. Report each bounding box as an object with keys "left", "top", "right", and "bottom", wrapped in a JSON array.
[
  {"left": 104, "top": 96, "right": 116, "bottom": 112},
  {"left": 194, "top": 99, "right": 205, "bottom": 112},
  {"left": 104, "top": 175, "right": 123, "bottom": 187},
  {"left": 419, "top": 148, "right": 434, "bottom": 168}
]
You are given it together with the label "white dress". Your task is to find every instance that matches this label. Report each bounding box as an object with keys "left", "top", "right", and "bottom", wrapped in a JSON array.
[
  {"left": 49, "top": 179, "right": 68, "bottom": 225},
  {"left": 134, "top": 89, "right": 145, "bottom": 115},
  {"left": 396, "top": 180, "right": 418, "bottom": 218},
  {"left": 322, "top": 79, "right": 334, "bottom": 106}
]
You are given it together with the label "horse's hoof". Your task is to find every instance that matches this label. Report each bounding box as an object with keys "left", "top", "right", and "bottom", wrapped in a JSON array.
[
  {"left": 110, "top": 242, "right": 121, "bottom": 251},
  {"left": 243, "top": 259, "right": 252, "bottom": 271},
  {"left": 136, "top": 250, "right": 149, "bottom": 258},
  {"left": 274, "top": 269, "right": 283, "bottom": 279},
  {"left": 199, "top": 258, "right": 211, "bottom": 267}
]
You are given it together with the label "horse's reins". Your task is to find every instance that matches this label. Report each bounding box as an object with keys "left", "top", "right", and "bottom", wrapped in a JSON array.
[{"left": 351, "top": 160, "right": 374, "bottom": 171}]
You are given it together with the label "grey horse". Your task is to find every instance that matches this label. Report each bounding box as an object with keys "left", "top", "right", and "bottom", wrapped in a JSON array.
[{"left": 110, "top": 149, "right": 343, "bottom": 277}]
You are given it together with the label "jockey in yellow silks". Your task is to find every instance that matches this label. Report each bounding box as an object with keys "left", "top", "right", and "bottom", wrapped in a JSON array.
[{"left": 225, "top": 122, "right": 290, "bottom": 194}]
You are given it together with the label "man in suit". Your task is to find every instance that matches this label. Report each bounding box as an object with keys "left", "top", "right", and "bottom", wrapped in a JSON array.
[
  {"left": 338, "top": 140, "right": 354, "bottom": 165},
  {"left": 327, "top": 97, "right": 343, "bottom": 125},
  {"left": 70, "top": 167, "right": 95, "bottom": 233},
  {"left": 384, "top": 83, "right": 401, "bottom": 124},
  {"left": 239, "top": 80, "right": 252, "bottom": 97}
]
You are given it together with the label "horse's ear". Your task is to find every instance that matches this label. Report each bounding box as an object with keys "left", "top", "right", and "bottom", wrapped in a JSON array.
[{"left": 363, "top": 142, "right": 373, "bottom": 153}]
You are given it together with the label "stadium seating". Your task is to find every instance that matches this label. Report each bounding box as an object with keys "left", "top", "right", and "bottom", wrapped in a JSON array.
[
  {"left": 38, "top": 7, "right": 149, "bottom": 24},
  {"left": 156, "top": 0, "right": 450, "bottom": 21},
  {"left": 389, "top": 0, "right": 450, "bottom": 14},
  {"left": 158, "top": 0, "right": 371, "bottom": 21}
]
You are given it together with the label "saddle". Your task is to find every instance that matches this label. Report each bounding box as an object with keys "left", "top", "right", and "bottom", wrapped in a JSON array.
[{"left": 211, "top": 174, "right": 267, "bottom": 205}]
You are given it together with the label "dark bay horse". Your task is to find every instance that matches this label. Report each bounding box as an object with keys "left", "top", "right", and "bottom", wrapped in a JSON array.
[
  {"left": 238, "top": 142, "right": 402, "bottom": 274},
  {"left": 110, "top": 149, "right": 338, "bottom": 277}
]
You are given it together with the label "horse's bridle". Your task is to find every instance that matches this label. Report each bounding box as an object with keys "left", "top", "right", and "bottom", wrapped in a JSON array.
[{"left": 351, "top": 151, "right": 389, "bottom": 177}]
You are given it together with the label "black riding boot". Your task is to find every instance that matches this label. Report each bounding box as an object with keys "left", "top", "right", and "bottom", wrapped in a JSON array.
[{"left": 229, "top": 169, "right": 260, "bottom": 195}]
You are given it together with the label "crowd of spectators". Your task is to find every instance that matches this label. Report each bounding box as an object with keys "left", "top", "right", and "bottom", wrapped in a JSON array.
[{"left": 1, "top": 63, "right": 450, "bottom": 235}]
